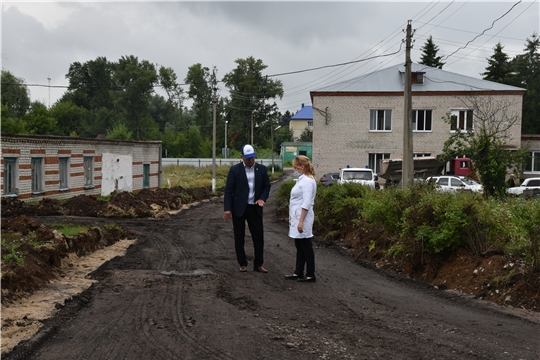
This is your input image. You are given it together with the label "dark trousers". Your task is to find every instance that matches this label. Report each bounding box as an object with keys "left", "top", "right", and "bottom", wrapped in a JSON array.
[
  {"left": 294, "top": 238, "right": 315, "bottom": 278},
  {"left": 232, "top": 204, "right": 264, "bottom": 269}
]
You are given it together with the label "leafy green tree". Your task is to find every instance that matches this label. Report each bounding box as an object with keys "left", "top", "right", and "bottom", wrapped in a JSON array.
[
  {"left": 24, "top": 102, "right": 57, "bottom": 135},
  {"left": 84, "top": 107, "right": 121, "bottom": 138},
  {"left": 49, "top": 101, "right": 88, "bottom": 136},
  {"left": 418, "top": 36, "right": 445, "bottom": 69},
  {"left": 63, "top": 57, "right": 115, "bottom": 110},
  {"left": 158, "top": 66, "right": 185, "bottom": 132},
  {"left": 441, "top": 95, "right": 527, "bottom": 197},
  {"left": 222, "top": 56, "right": 284, "bottom": 149},
  {"left": 1, "top": 104, "right": 25, "bottom": 133},
  {"left": 184, "top": 126, "right": 204, "bottom": 158},
  {"left": 148, "top": 94, "right": 176, "bottom": 133},
  {"left": 298, "top": 127, "right": 313, "bottom": 142},
  {"left": 111, "top": 55, "right": 159, "bottom": 140},
  {"left": 106, "top": 123, "right": 133, "bottom": 140},
  {"left": 1, "top": 70, "right": 31, "bottom": 119},
  {"left": 482, "top": 42, "right": 511, "bottom": 83},
  {"left": 185, "top": 64, "right": 215, "bottom": 139}
]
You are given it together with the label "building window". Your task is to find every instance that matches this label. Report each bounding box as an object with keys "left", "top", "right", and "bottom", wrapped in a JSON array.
[
  {"left": 59, "top": 157, "right": 69, "bottom": 190},
  {"left": 412, "top": 72, "right": 425, "bottom": 84},
  {"left": 84, "top": 156, "right": 94, "bottom": 188},
  {"left": 31, "top": 158, "right": 44, "bottom": 193},
  {"left": 412, "top": 110, "right": 432, "bottom": 131},
  {"left": 3, "top": 157, "right": 18, "bottom": 195},
  {"left": 414, "top": 153, "right": 432, "bottom": 157},
  {"left": 369, "top": 153, "right": 391, "bottom": 174},
  {"left": 307, "top": 120, "right": 313, "bottom": 127},
  {"left": 143, "top": 164, "right": 150, "bottom": 188},
  {"left": 370, "top": 110, "right": 392, "bottom": 131},
  {"left": 450, "top": 109, "right": 473, "bottom": 132},
  {"left": 524, "top": 151, "right": 540, "bottom": 173}
]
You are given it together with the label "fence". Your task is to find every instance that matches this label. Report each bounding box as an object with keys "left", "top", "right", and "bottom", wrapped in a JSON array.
[{"left": 161, "top": 158, "right": 283, "bottom": 169}]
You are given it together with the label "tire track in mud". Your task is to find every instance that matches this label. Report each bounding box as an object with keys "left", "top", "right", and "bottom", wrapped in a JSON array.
[{"left": 132, "top": 209, "right": 236, "bottom": 359}]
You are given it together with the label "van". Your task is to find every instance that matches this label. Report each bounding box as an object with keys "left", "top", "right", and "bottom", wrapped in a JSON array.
[{"left": 338, "top": 168, "right": 378, "bottom": 188}]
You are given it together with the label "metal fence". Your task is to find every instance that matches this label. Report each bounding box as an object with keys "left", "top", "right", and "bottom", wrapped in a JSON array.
[{"left": 161, "top": 158, "right": 283, "bottom": 169}]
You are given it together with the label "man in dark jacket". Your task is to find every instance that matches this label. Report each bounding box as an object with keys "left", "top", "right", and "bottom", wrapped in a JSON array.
[{"left": 223, "top": 144, "right": 271, "bottom": 273}]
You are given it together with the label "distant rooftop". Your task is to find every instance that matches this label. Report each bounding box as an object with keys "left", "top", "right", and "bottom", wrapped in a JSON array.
[
  {"left": 312, "top": 63, "right": 525, "bottom": 93},
  {"left": 291, "top": 104, "right": 313, "bottom": 120}
]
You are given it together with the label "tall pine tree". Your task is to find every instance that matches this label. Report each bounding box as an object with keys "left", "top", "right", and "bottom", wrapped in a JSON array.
[
  {"left": 482, "top": 42, "right": 511, "bottom": 83},
  {"left": 418, "top": 36, "right": 445, "bottom": 69}
]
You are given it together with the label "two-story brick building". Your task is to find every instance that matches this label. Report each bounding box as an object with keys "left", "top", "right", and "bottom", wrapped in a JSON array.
[
  {"left": 310, "top": 63, "right": 526, "bottom": 177},
  {"left": 1, "top": 134, "right": 162, "bottom": 201}
]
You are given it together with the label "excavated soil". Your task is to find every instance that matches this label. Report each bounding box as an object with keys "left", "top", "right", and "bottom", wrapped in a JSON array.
[{"left": 1, "top": 178, "right": 539, "bottom": 359}]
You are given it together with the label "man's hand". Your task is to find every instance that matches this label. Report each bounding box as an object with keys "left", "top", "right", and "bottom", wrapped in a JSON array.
[
  {"left": 223, "top": 211, "right": 232, "bottom": 221},
  {"left": 255, "top": 199, "right": 265, "bottom": 207}
]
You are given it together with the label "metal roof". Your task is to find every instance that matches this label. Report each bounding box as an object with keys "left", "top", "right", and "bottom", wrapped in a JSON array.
[
  {"left": 291, "top": 104, "right": 313, "bottom": 119},
  {"left": 312, "top": 63, "right": 525, "bottom": 93}
]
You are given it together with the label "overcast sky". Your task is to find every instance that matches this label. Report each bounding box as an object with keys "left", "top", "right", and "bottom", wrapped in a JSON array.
[{"left": 2, "top": 0, "right": 539, "bottom": 115}]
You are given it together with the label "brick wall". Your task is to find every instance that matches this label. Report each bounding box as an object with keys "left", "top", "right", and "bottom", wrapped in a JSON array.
[
  {"left": 312, "top": 93, "right": 523, "bottom": 176},
  {"left": 1, "top": 134, "right": 162, "bottom": 202}
]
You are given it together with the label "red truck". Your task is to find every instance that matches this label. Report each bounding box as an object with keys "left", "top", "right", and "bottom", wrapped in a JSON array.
[{"left": 448, "top": 157, "right": 476, "bottom": 178}]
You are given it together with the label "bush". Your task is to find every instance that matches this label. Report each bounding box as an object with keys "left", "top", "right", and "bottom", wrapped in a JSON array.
[{"left": 276, "top": 178, "right": 540, "bottom": 268}]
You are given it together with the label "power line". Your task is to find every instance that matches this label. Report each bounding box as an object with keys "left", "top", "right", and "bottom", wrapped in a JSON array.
[{"left": 441, "top": 0, "right": 523, "bottom": 62}]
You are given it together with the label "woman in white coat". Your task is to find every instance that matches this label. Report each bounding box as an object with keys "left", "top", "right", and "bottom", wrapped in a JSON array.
[{"left": 285, "top": 155, "right": 317, "bottom": 283}]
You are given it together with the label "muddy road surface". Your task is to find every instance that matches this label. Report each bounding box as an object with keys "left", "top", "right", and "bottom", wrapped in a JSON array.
[{"left": 5, "top": 177, "right": 540, "bottom": 360}]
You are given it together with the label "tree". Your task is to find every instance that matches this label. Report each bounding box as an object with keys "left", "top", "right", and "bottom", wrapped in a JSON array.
[
  {"left": 63, "top": 57, "right": 115, "bottom": 111},
  {"left": 299, "top": 127, "right": 313, "bottom": 142},
  {"left": 106, "top": 123, "right": 133, "bottom": 140},
  {"left": 49, "top": 101, "right": 88, "bottom": 136},
  {"left": 1, "top": 70, "right": 31, "bottom": 119},
  {"left": 441, "top": 95, "right": 527, "bottom": 197},
  {"left": 24, "top": 102, "right": 57, "bottom": 135},
  {"left": 111, "top": 55, "right": 158, "bottom": 140},
  {"left": 418, "top": 36, "right": 445, "bottom": 69},
  {"left": 509, "top": 33, "right": 540, "bottom": 134},
  {"left": 222, "top": 56, "right": 284, "bottom": 149},
  {"left": 185, "top": 64, "right": 215, "bottom": 139},
  {"left": 1, "top": 104, "right": 25, "bottom": 133},
  {"left": 482, "top": 42, "right": 511, "bottom": 83},
  {"left": 158, "top": 66, "right": 185, "bottom": 133}
]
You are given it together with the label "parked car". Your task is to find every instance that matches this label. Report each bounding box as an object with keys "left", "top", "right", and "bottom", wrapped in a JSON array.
[
  {"left": 319, "top": 173, "right": 340, "bottom": 186},
  {"left": 426, "top": 175, "right": 483, "bottom": 193},
  {"left": 337, "top": 168, "right": 378, "bottom": 188},
  {"left": 506, "top": 177, "right": 540, "bottom": 196}
]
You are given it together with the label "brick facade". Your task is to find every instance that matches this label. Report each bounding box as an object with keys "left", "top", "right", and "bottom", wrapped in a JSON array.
[
  {"left": 311, "top": 92, "right": 523, "bottom": 176},
  {"left": 1, "top": 134, "right": 162, "bottom": 201}
]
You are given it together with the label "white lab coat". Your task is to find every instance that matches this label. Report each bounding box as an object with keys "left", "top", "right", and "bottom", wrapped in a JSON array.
[{"left": 288, "top": 174, "right": 317, "bottom": 238}]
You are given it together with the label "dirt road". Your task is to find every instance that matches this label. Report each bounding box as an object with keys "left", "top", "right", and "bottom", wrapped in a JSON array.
[{"left": 4, "top": 175, "right": 540, "bottom": 360}]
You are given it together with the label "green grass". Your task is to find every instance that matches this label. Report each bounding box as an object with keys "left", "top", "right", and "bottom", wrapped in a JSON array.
[
  {"left": 162, "top": 164, "right": 283, "bottom": 189},
  {"left": 53, "top": 224, "right": 89, "bottom": 237}
]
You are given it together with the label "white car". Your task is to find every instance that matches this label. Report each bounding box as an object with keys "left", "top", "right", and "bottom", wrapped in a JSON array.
[
  {"left": 338, "top": 168, "right": 378, "bottom": 188},
  {"left": 506, "top": 177, "right": 540, "bottom": 196},
  {"left": 426, "top": 176, "right": 483, "bottom": 193}
]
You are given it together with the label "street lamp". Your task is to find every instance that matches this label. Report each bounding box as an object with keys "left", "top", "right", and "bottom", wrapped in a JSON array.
[{"left": 224, "top": 121, "right": 228, "bottom": 159}]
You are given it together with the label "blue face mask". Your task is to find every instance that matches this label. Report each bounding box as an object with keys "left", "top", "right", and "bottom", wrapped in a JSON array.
[{"left": 293, "top": 171, "right": 300, "bottom": 177}]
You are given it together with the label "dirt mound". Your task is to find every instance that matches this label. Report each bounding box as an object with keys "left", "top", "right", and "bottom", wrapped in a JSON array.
[
  {"left": 342, "top": 225, "right": 540, "bottom": 312},
  {"left": 1, "top": 186, "right": 224, "bottom": 219},
  {"left": 0, "top": 215, "right": 131, "bottom": 305}
]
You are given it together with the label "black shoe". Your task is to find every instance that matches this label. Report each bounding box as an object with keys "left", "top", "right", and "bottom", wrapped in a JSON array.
[
  {"left": 284, "top": 274, "right": 299, "bottom": 280},
  {"left": 297, "top": 276, "right": 316, "bottom": 283}
]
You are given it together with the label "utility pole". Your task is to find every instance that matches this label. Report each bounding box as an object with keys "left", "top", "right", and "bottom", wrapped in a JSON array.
[
  {"left": 402, "top": 20, "right": 414, "bottom": 188},
  {"left": 224, "top": 121, "right": 228, "bottom": 159},
  {"left": 211, "top": 83, "right": 217, "bottom": 193},
  {"left": 47, "top": 76, "right": 51, "bottom": 108}
]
